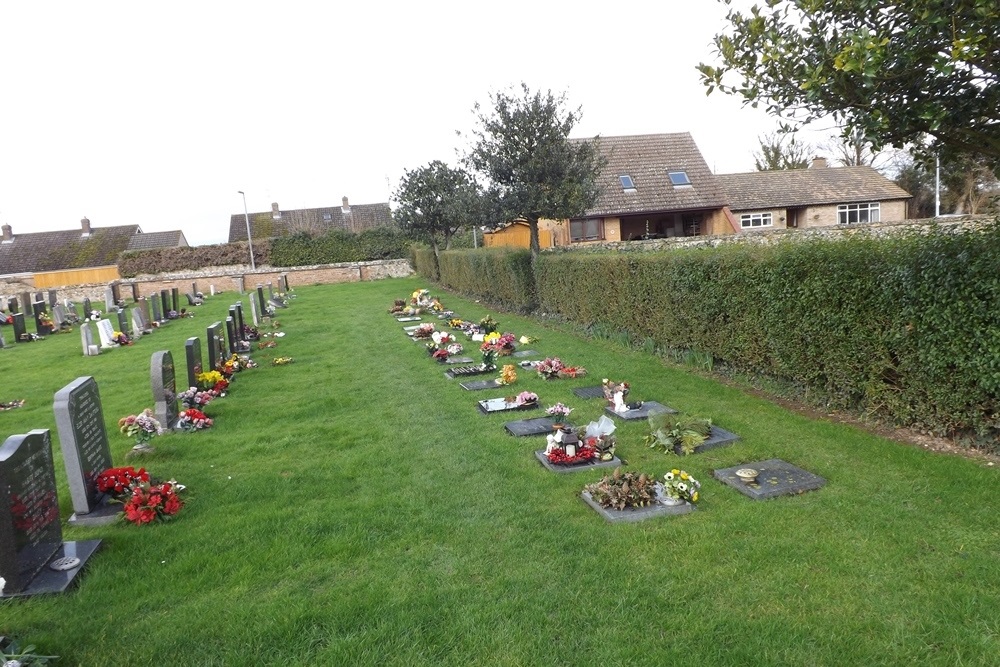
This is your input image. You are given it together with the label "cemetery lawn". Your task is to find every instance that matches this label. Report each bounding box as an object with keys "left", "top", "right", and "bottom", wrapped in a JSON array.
[{"left": 2, "top": 278, "right": 1000, "bottom": 666}]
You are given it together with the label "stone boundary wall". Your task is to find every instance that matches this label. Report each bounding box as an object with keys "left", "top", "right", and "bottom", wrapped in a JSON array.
[
  {"left": 0, "top": 259, "right": 413, "bottom": 303},
  {"left": 550, "top": 215, "right": 992, "bottom": 254}
]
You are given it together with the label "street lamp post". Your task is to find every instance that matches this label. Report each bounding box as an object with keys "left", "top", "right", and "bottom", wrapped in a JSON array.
[{"left": 237, "top": 191, "right": 256, "bottom": 271}]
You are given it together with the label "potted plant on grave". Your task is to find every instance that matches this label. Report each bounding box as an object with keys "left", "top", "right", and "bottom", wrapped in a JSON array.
[
  {"left": 644, "top": 413, "right": 713, "bottom": 455},
  {"left": 176, "top": 408, "right": 213, "bottom": 431},
  {"left": 498, "top": 364, "right": 517, "bottom": 385},
  {"left": 585, "top": 468, "right": 660, "bottom": 510},
  {"left": 479, "top": 316, "right": 498, "bottom": 334},
  {"left": 660, "top": 469, "right": 701, "bottom": 506},
  {"left": 177, "top": 387, "right": 214, "bottom": 410},
  {"left": 118, "top": 409, "right": 164, "bottom": 455},
  {"left": 545, "top": 402, "right": 573, "bottom": 427}
]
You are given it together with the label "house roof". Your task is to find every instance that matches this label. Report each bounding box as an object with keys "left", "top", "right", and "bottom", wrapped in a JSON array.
[
  {"left": 716, "top": 166, "right": 912, "bottom": 211},
  {"left": 0, "top": 224, "right": 141, "bottom": 275},
  {"left": 575, "top": 133, "right": 728, "bottom": 218},
  {"left": 125, "top": 230, "right": 189, "bottom": 251},
  {"left": 228, "top": 200, "right": 393, "bottom": 242}
]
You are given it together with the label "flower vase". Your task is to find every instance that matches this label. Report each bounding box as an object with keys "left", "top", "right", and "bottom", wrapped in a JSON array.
[{"left": 660, "top": 495, "right": 684, "bottom": 507}]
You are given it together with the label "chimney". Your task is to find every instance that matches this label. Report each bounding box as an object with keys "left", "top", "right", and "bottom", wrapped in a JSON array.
[
  {"left": 810, "top": 156, "right": 828, "bottom": 169},
  {"left": 81, "top": 217, "right": 91, "bottom": 236},
  {"left": 1, "top": 224, "right": 11, "bottom": 242},
  {"left": 271, "top": 202, "right": 281, "bottom": 220},
  {"left": 341, "top": 196, "right": 350, "bottom": 212}
]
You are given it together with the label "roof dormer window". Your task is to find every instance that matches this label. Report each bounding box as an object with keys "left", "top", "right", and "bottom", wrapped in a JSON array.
[
  {"left": 619, "top": 175, "right": 637, "bottom": 192},
  {"left": 668, "top": 171, "right": 691, "bottom": 186}
]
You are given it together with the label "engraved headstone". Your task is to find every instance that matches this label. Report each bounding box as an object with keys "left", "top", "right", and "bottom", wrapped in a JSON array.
[
  {"left": 104, "top": 286, "right": 115, "bottom": 311},
  {"left": 256, "top": 285, "right": 267, "bottom": 318},
  {"left": 281, "top": 272, "right": 291, "bottom": 290},
  {"left": 130, "top": 282, "right": 139, "bottom": 302},
  {"left": 32, "top": 301, "right": 49, "bottom": 336},
  {"left": 248, "top": 297, "right": 259, "bottom": 326},
  {"left": 53, "top": 377, "right": 118, "bottom": 525},
  {"left": 7, "top": 297, "right": 18, "bottom": 314},
  {"left": 34, "top": 291, "right": 44, "bottom": 305},
  {"left": 713, "top": 459, "right": 827, "bottom": 500},
  {"left": 159, "top": 290, "right": 170, "bottom": 318},
  {"left": 604, "top": 401, "right": 677, "bottom": 421},
  {"left": 110, "top": 282, "right": 121, "bottom": 306},
  {"left": 234, "top": 303, "right": 245, "bottom": 339},
  {"left": 130, "top": 308, "right": 144, "bottom": 339},
  {"left": 235, "top": 276, "right": 245, "bottom": 293},
  {"left": 151, "top": 350, "right": 179, "bottom": 430},
  {"left": 278, "top": 274, "right": 288, "bottom": 293},
  {"left": 459, "top": 379, "right": 503, "bottom": 391},
  {"left": 47, "top": 290, "right": 57, "bottom": 308},
  {"left": 206, "top": 322, "right": 226, "bottom": 372},
  {"left": 138, "top": 297, "right": 152, "bottom": 330},
  {"left": 12, "top": 313, "right": 26, "bottom": 343},
  {"left": 52, "top": 305, "right": 68, "bottom": 328},
  {"left": 116, "top": 309, "right": 129, "bottom": 336},
  {"left": 0, "top": 429, "right": 101, "bottom": 597},
  {"left": 191, "top": 281, "right": 199, "bottom": 296},
  {"left": 572, "top": 386, "right": 607, "bottom": 399},
  {"left": 225, "top": 316, "right": 237, "bottom": 355},
  {"left": 19, "top": 292, "right": 32, "bottom": 315},
  {"left": 96, "top": 319, "right": 116, "bottom": 348},
  {"left": 504, "top": 417, "right": 557, "bottom": 437},
  {"left": 83, "top": 297, "right": 92, "bottom": 317},
  {"left": 185, "top": 337, "right": 202, "bottom": 389},
  {"left": 150, "top": 296, "right": 163, "bottom": 324},
  {"left": 171, "top": 287, "right": 179, "bottom": 313},
  {"left": 80, "top": 322, "right": 99, "bottom": 356}
]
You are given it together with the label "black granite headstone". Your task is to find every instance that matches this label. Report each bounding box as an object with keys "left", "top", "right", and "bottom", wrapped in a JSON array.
[
  {"left": 234, "top": 303, "right": 246, "bottom": 340},
  {"left": 32, "top": 301, "right": 49, "bottom": 336},
  {"left": 713, "top": 459, "right": 827, "bottom": 500},
  {"left": 185, "top": 337, "right": 202, "bottom": 389},
  {"left": 7, "top": 298, "right": 17, "bottom": 314},
  {"left": 256, "top": 285, "right": 267, "bottom": 317},
  {"left": 12, "top": 313, "right": 26, "bottom": 342},
  {"left": 225, "top": 316, "right": 237, "bottom": 354},
  {"left": 459, "top": 379, "right": 503, "bottom": 391},
  {"left": 159, "top": 290, "right": 170, "bottom": 317},
  {"left": 116, "top": 309, "right": 129, "bottom": 335},
  {"left": 504, "top": 417, "right": 557, "bottom": 436},
  {"left": 83, "top": 298, "right": 92, "bottom": 316},
  {"left": 445, "top": 366, "right": 493, "bottom": 379},
  {"left": 171, "top": 288, "right": 179, "bottom": 313},
  {"left": 130, "top": 283, "right": 139, "bottom": 302},
  {"left": 206, "top": 322, "right": 226, "bottom": 371},
  {"left": 150, "top": 296, "right": 163, "bottom": 323},
  {"left": 151, "top": 350, "right": 178, "bottom": 429},
  {"left": 477, "top": 398, "right": 540, "bottom": 415}
]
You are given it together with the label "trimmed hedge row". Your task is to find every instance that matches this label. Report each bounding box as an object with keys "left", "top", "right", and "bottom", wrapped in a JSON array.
[
  {"left": 437, "top": 248, "right": 537, "bottom": 313},
  {"left": 119, "top": 240, "right": 271, "bottom": 278},
  {"left": 410, "top": 246, "right": 439, "bottom": 281},
  {"left": 270, "top": 228, "right": 411, "bottom": 266},
  {"left": 431, "top": 222, "right": 1000, "bottom": 440}
]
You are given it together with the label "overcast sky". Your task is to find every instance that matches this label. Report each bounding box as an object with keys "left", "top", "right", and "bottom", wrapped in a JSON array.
[{"left": 0, "top": 1, "right": 834, "bottom": 246}]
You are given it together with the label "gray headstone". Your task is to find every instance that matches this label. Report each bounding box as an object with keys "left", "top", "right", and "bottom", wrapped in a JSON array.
[
  {"left": 47, "top": 290, "right": 57, "bottom": 308},
  {"left": 138, "top": 297, "right": 152, "bottom": 330},
  {"left": 581, "top": 491, "right": 694, "bottom": 523},
  {"left": 459, "top": 379, "right": 503, "bottom": 391},
  {"left": 504, "top": 417, "right": 557, "bottom": 437},
  {"left": 53, "top": 377, "right": 118, "bottom": 524},
  {"left": 150, "top": 296, "right": 163, "bottom": 323},
  {"left": 83, "top": 297, "right": 92, "bottom": 316},
  {"left": 234, "top": 303, "right": 245, "bottom": 339},
  {"left": 225, "top": 316, "right": 236, "bottom": 354},
  {"left": 34, "top": 291, "right": 44, "bottom": 304},
  {"left": 206, "top": 322, "right": 225, "bottom": 372},
  {"left": 52, "top": 305, "right": 68, "bottom": 327},
  {"left": 281, "top": 272, "right": 290, "bottom": 290},
  {"left": 171, "top": 287, "right": 179, "bottom": 313},
  {"left": 130, "top": 283, "right": 139, "bottom": 302},
  {"left": 572, "top": 386, "right": 607, "bottom": 399},
  {"left": 104, "top": 286, "right": 115, "bottom": 311},
  {"left": 235, "top": 276, "right": 245, "bottom": 293},
  {"left": 278, "top": 274, "right": 288, "bottom": 293},
  {"left": 256, "top": 285, "right": 267, "bottom": 317},
  {"left": 0, "top": 429, "right": 101, "bottom": 597},
  {"left": 604, "top": 401, "right": 677, "bottom": 421},
  {"left": 185, "top": 337, "right": 202, "bottom": 389},
  {"left": 96, "top": 319, "right": 116, "bottom": 348},
  {"left": 116, "top": 309, "right": 129, "bottom": 335},
  {"left": 130, "top": 308, "right": 144, "bottom": 338},
  {"left": 110, "top": 282, "right": 121, "bottom": 305},
  {"left": 80, "top": 322, "right": 98, "bottom": 356},
  {"left": 159, "top": 290, "right": 170, "bottom": 317},
  {"left": 248, "top": 297, "right": 259, "bottom": 326},
  {"left": 151, "top": 350, "right": 178, "bottom": 430},
  {"left": 19, "top": 292, "right": 32, "bottom": 315},
  {"left": 12, "top": 312, "right": 26, "bottom": 342}
]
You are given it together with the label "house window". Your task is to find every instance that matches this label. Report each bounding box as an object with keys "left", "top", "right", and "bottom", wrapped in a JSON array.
[
  {"left": 838, "top": 202, "right": 880, "bottom": 224},
  {"left": 570, "top": 218, "right": 604, "bottom": 242},
  {"left": 323, "top": 212, "right": 333, "bottom": 222},
  {"left": 619, "top": 175, "right": 636, "bottom": 192},
  {"left": 740, "top": 212, "right": 773, "bottom": 229},
  {"left": 668, "top": 171, "right": 691, "bottom": 186}
]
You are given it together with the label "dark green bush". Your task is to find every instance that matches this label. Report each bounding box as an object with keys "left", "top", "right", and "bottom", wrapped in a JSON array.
[
  {"left": 437, "top": 248, "right": 537, "bottom": 313},
  {"left": 410, "top": 246, "right": 439, "bottom": 281},
  {"left": 270, "top": 227, "right": 409, "bottom": 266}
]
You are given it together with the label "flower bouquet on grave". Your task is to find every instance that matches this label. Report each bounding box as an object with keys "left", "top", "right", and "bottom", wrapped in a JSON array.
[
  {"left": 498, "top": 364, "right": 517, "bottom": 385},
  {"left": 582, "top": 415, "right": 618, "bottom": 461},
  {"left": 0, "top": 399, "right": 26, "bottom": 410},
  {"left": 536, "top": 357, "right": 565, "bottom": 380},
  {"left": 176, "top": 408, "right": 213, "bottom": 431},
  {"left": 123, "top": 479, "right": 184, "bottom": 525},
  {"left": 512, "top": 391, "right": 538, "bottom": 407},
  {"left": 518, "top": 334, "right": 538, "bottom": 345},
  {"left": 431, "top": 331, "right": 455, "bottom": 347},
  {"left": 480, "top": 339, "right": 505, "bottom": 370},
  {"left": 448, "top": 318, "right": 468, "bottom": 330},
  {"left": 166, "top": 310, "right": 179, "bottom": 320},
  {"left": 39, "top": 312, "right": 55, "bottom": 333},
  {"left": 96, "top": 466, "right": 150, "bottom": 501},
  {"left": 644, "top": 413, "right": 713, "bottom": 455},
  {"left": 479, "top": 316, "right": 498, "bottom": 334},
  {"left": 545, "top": 402, "right": 574, "bottom": 427},
  {"left": 413, "top": 323, "right": 436, "bottom": 339},
  {"left": 602, "top": 379, "right": 631, "bottom": 412},
  {"left": 388, "top": 299, "right": 406, "bottom": 314},
  {"left": 177, "top": 387, "right": 215, "bottom": 411},
  {"left": 119, "top": 409, "right": 164, "bottom": 455},
  {"left": 112, "top": 330, "right": 133, "bottom": 346},
  {"left": 484, "top": 332, "right": 516, "bottom": 356},
  {"left": 431, "top": 348, "right": 450, "bottom": 362},
  {"left": 196, "top": 371, "right": 229, "bottom": 397},
  {"left": 545, "top": 437, "right": 597, "bottom": 466},
  {"left": 585, "top": 468, "right": 659, "bottom": 510},
  {"left": 661, "top": 469, "right": 701, "bottom": 504}
]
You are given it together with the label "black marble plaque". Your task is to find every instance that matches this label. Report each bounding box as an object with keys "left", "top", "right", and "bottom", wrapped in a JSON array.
[
  {"left": 511, "top": 349, "right": 539, "bottom": 358},
  {"left": 445, "top": 366, "right": 493, "bottom": 379},
  {"left": 53, "top": 377, "right": 112, "bottom": 517},
  {"left": 714, "top": 459, "right": 827, "bottom": 500},
  {"left": 504, "top": 417, "right": 557, "bottom": 436},
  {"left": 534, "top": 450, "right": 622, "bottom": 473},
  {"left": 573, "top": 386, "right": 607, "bottom": 399},
  {"left": 604, "top": 401, "right": 677, "bottom": 421},
  {"left": 185, "top": 337, "right": 202, "bottom": 389},
  {"left": 581, "top": 491, "right": 695, "bottom": 523},
  {"left": 459, "top": 379, "right": 502, "bottom": 391},
  {"left": 477, "top": 397, "right": 540, "bottom": 414}
]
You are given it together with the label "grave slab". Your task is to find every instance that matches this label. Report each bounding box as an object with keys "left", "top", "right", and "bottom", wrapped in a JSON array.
[
  {"left": 443, "top": 356, "right": 475, "bottom": 365},
  {"left": 477, "top": 397, "right": 540, "bottom": 415},
  {"left": 713, "top": 459, "right": 826, "bottom": 500},
  {"left": 604, "top": 401, "right": 677, "bottom": 421},
  {"left": 581, "top": 491, "right": 695, "bottom": 523},
  {"left": 534, "top": 450, "right": 622, "bottom": 474},
  {"left": 445, "top": 366, "right": 493, "bottom": 379},
  {"left": 510, "top": 349, "right": 540, "bottom": 358},
  {"left": 572, "top": 385, "right": 607, "bottom": 399},
  {"left": 396, "top": 316, "right": 421, "bottom": 322},
  {"left": 459, "top": 379, "right": 502, "bottom": 391},
  {"left": 675, "top": 426, "right": 741, "bottom": 455},
  {"left": 504, "top": 416, "right": 556, "bottom": 436}
]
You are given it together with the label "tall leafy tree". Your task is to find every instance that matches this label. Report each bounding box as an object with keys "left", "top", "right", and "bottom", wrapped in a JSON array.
[
  {"left": 753, "top": 131, "right": 811, "bottom": 170},
  {"left": 394, "top": 161, "right": 482, "bottom": 259},
  {"left": 698, "top": 0, "right": 1000, "bottom": 169},
  {"left": 465, "top": 83, "right": 605, "bottom": 260}
]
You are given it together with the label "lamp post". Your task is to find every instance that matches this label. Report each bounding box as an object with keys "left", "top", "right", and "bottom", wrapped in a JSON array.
[{"left": 237, "top": 191, "right": 256, "bottom": 271}]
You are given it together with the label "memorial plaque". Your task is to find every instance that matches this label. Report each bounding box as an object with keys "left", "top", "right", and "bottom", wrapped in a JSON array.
[
  {"left": 714, "top": 459, "right": 827, "bottom": 500},
  {"left": 511, "top": 350, "right": 540, "bottom": 358},
  {"left": 206, "top": 322, "right": 226, "bottom": 372},
  {"left": 444, "top": 356, "right": 475, "bottom": 365},
  {"left": 151, "top": 350, "right": 179, "bottom": 429},
  {"left": 534, "top": 450, "right": 622, "bottom": 474},
  {"left": 396, "top": 316, "right": 421, "bottom": 322},
  {"left": 445, "top": 366, "right": 493, "bottom": 379},
  {"left": 54, "top": 377, "right": 117, "bottom": 524},
  {"left": 80, "top": 322, "right": 98, "bottom": 356},
  {"left": 185, "top": 337, "right": 202, "bottom": 389},
  {"left": 504, "top": 417, "right": 556, "bottom": 437},
  {"left": 12, "top": 313, "right": 26, "bottom": 343},
  {"left": 477, "top": 397, "right": 540, "bottom": 415},
  {"left": 150, "top": 296, "right": 163, "bottom": 323},
  {"left": 402, "top": 324, "right": 422, "bottom": 332},
  {"left": 459, "top": 379, "right": 503, "bottom": 391},
  {"left": 581, "top": 491, "right": 694, "bottom": 523},
  {"left": 32, "top": 301, "right": 49, "bottom": 336},
  {"left": 0, "top": 430, "right": 101, "bottom": 596},
  {"left": 604, "top": 401, "right": 677, "bottom": 421},
  {"left": 572, "top": 386, "right": 607, "bottom": 399}
]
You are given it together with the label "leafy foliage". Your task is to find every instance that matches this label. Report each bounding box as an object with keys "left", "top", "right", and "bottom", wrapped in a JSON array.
[
  {"left": 698, "top": 0, "right": 1000, "bottom": 168},
  {"left": 465, "top": 83, "right": 605, "bottom": 258},
  {"left": 436, "top": 248, "right": 536, "bottom": 312},
  {"left": 644, "top": 413, "right": 713, "bottom": 455},
  {"left": 585, "top": 467, "right": 659, "bottom": 510},
  {"left": 270, "top": 227, "right": 410, "bottom": 266},
  {"left": 754, "top": 131, "right": 811, "bottom": 170},
  {"left": 394, "top": 161, "right": 482, "bottom": 258},
  {"left": 119, "top": 240, "right": 270, "bottom": 277}
]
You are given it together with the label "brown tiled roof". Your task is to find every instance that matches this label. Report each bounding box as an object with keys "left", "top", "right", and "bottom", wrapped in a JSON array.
[
  {"left": 0, "top": 225, "right": 141, "bottom": 275},
  {"left": 126, "top": 230, "right": 188, "bottom": 251},
  {"left": 716, "top": 166, "right": 912, "bottom": 211},
  {"left": 573, "top": 133, "right": 728, "bottom": 218},
  {"left": 228, "top": 202, "right": 394, "bottom": 242}
]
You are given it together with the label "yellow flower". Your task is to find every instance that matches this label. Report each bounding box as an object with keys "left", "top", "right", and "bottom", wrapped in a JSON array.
[
  {"left": 671, "top": 469, "right": 680, "bottom": 475},
  {"left": 691, "top": 491, "right": 699, "bottom": 502},
  {"left": 484, "top": 332, "right": 501, "bottom": 344}
]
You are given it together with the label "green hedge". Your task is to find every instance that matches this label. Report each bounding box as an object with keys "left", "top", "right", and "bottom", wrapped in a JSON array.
[
  {"left": 270, "top": 227, "right": 410, "bottom": 266},
  {"left": 535, "top": 223, "right": 1000, "bottom": 439},
  {"left": 437, "top": 248, "right": 537, "bottom": 313},
  {"left": 410, "top": 246, "right": 439, "bottom": 281}
]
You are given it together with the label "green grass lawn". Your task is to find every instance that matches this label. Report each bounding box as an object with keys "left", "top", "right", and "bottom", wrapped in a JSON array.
[{"left": 1, "top": 278, "right": 999, "bottom": 666}]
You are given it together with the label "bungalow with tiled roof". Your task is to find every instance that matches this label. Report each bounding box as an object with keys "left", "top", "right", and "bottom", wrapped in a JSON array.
[
  {"left": 715, "top": 158, "right": 911, "bottom": 231},
  {"left": 126, "top": 230, "right": 189, "bottom": 251},
  {"left": 0, "top": 218, "right": 143, "bottom": 278},
  {"left": 538, "top": 133, "right": 735, "bottom": 246},
  {"left": 228, "top": 197, "right": 394, "bottom": 242}
]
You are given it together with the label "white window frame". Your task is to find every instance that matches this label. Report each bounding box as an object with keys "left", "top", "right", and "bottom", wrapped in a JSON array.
[
  {"left": 740, "top": 212, "right": 773, "bottom": 229},
  {"left": 838, "top": 202, "right": 880, "bottom": 224}
]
